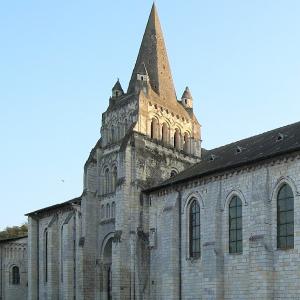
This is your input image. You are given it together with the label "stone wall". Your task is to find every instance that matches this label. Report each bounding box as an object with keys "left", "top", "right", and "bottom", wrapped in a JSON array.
[
  {"left": 148, "top": 153, "right": 300, "bottom": 299},
  {"left": 0, "top": 237, "right": 28, "bottom": 300}
]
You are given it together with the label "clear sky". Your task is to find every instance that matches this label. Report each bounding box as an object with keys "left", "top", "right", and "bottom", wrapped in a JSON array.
[{"left": 0, "top": 1, "right": 299, "bottom": 230}]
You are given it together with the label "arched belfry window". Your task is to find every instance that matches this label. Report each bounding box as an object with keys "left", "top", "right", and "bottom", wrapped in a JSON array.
[
  {"left": 229, "top": 196, "right": 242, "bottom": 254},
  {"left": 277, "top": 184, "right": 294, "bottom": 249},
  {"left": 174, "top": 128, "right": 181, "bottom": 150},
  {"left": 162, "top": 122, "right": 169, "bottom": 144},
  {"left": 11, "top": 266, "right": 20, "bottom": 285},
  {"left": 189, "top": 199, "right": 201, "bottom": 258},
  {"left": 183, "top": 132, "right": 190, "bottom": 153},
  {"left": 151, "top": 118, "right": 159, "bottom": 139}
]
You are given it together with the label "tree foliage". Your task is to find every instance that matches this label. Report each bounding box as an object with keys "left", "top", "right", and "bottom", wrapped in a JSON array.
[{"left": 0, "top": 223, "right": 28, "bottom": 240}]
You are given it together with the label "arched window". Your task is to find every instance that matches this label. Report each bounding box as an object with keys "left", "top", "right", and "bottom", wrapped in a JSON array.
[
  {"left": 11, "top": 266, "right": 20, "bottom": 285},
  {"left": 111, "top": 202, "right": 116, "bottom": 219},
  {"left": 277, "top": 184, "right": 294, "bottom": 249},
  {"left": 104, "top": 168, "right": 110, "bottom": 194},
  {"left": 44, "top": 229, "right": 48, "bottom": 282},
  {"left": 183, "top": 132, "right": 190, "bottom": 153},
  {"left": 151, "top": 118, "right": 159, "bottom": 139},
  {"left": 162, "top": 122, "right": 169, "bottom": 144},
  {"left": 112, "top": 166, "right": 117, "bottom": 192},
  {"left": 106, "top": 203, "right": 110, "bottom": 219},
  {"left": 174, "top": 128, "right": 181, "bottom": 150},
  {"left": 189, "top": 199, "right": 201, "bottom": 258},
  {"left": 229, "top": 196, "right": 242, "bottom": 254}
]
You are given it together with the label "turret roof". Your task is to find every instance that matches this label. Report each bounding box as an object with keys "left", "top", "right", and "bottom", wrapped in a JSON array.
[
  {"left": 112, "top": 79, "right": 124, "bottom": 92},
  {"left": 182, "top": 86, "right": 192, "bottom": 99}
]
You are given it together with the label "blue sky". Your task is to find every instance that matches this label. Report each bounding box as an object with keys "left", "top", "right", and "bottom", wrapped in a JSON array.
[{"left": 0, "top": 1, "right": 299, "bottom": 229}]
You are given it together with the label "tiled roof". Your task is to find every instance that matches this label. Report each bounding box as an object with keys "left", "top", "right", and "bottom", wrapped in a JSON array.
[{"left": 145, "top": 121, "right": 300, "bottom": 192}]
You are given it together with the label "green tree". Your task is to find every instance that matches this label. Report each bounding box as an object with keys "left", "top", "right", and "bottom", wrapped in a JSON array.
[{"left": 0, "top": 223, "right": 28, "bottom": 240}]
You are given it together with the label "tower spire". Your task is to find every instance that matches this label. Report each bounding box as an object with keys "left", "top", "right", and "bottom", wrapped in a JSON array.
[{"left": 127, "top": 4, "right": 177, "bottom": 101}]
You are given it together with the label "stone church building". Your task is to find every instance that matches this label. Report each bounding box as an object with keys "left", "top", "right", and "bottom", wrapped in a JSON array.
[{"left": 2, "top": 4, "right": 300, "bottom": 300}]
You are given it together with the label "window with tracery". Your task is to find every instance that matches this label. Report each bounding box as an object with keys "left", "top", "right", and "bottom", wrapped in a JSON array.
[
  {"left": 277, "top": 184, "right": 294, "bottom": 249},
  {"left": 189, "top": 199, "right": 201, "bottom": 258},
  {"left": 229, "top": 196, "right": 242, "bottom": 254}
]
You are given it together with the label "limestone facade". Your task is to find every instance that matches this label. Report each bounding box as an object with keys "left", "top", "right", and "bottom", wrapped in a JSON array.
[
  {"left": 2, "top": 3, "right": 300, "bottom": 300},
  {"left": 0, "top": 237, "right": 28, "bottom": 300}
]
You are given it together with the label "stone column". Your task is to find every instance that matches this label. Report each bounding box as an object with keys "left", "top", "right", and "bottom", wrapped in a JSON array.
[
  {"left": 48, "top": 219, "right": 59, "bottom": 300},
  {"left": 28, "top": 217, "right": 38, "bottom": 300}
]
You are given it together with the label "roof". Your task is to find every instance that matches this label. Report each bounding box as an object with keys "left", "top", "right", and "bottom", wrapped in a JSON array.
[
  {"left": 26, "top": 196, "right": 81, "bottom": 216},
  {"left": 181, "top": 87, "right": 192, "bottom": 99},
  {"left": 112, "top": 79, "right": 124, "bottom": 92},
  {"left": 127, "top": 4, "right": 177, "bottom": 101},
  {"left": 0, "top": 235, "right": 28, "bottom": 244},
  {"left": 145, "top": 121, "right": 300, "bottom": 192}
]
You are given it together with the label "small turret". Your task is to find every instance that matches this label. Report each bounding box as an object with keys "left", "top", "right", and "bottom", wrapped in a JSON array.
[
  {"left": 112, "top": 79, "right": 124, "bottom": 98},
  {"left": 135, "top": 63, "right": 150, "bottom": 94},
  {"left": 181, "top": 86, "right": 193, "bottom": 108}
]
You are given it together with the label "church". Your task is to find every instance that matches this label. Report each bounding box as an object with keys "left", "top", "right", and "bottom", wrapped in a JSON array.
[{"left": 1, "top": 3, "right": 300, "bottom": 300}]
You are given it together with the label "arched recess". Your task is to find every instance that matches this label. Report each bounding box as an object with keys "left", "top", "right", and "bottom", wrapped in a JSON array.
[
  {"left": 161, "top": 122, "right": 169, "bottom": 145},
  {"left": 174, "top": 128, "right": 182, "bottom": 150},
  {"left": 183, "top": 132, "right": 191, "bottom": 154},
  {"left": 100, "top": 234, "right": 114, "bottom": 300},
  {"left": 150, "top": 117, "right": 159, "bottom": 140},
  {"left": 270, "top": 176, "right": 298, "bottom": 203},
  {"left": 223, "top": 189, "right": 248, "bottom": 211}
]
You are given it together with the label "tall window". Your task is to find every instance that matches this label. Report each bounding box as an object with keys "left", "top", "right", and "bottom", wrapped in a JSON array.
[
  {"left": 112, "top": 166, "right": 117, "bottom": 192},
  {"left": 183, "top": 132, "right": 190, "bottom": 153},
  {"left": 277, "top": 184, "right": 294, "bottom": 249},
  {"left": 174, "top": 128, "right": 181, "bottom": 150},
  {"left": 229, "top": 196, "right": 242, "bottom": 254},
  {"left": 111, "top": 202, "right": 116, "bottom": 219},
  {"left": 106, "top": 203, "right": 110, "bottom": 219},
  {"left": 44, "top": 229, "right": 48, "bottom": 282},
  {"left": 104, "top": 168, "right": 110, "bottom": 194},
  {"left": 162, "top": 122, "right": 168, "bottom": 144},
  {"left": 101, "top": 204, "right": 105, "bottom": 219},
  {"left": 189, "top": 199, "right": 201, "bottom": 258},
  {"left": 151, "top": 118, "right": 159, "bottom": 139},
  {"left": 11, "top": 266, "right": 20, "bottom": 285}
]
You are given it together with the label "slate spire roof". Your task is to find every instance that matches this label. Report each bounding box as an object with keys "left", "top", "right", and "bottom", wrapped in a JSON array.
[
  {"left": 182, "top": 86, "right": 192, "bottom": 99},
  {"left": 127, "top": 3, "right": 177, "bottom": 101},
  {"left": 112, "top": 79, "right": 124, "bottom": 92}
]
